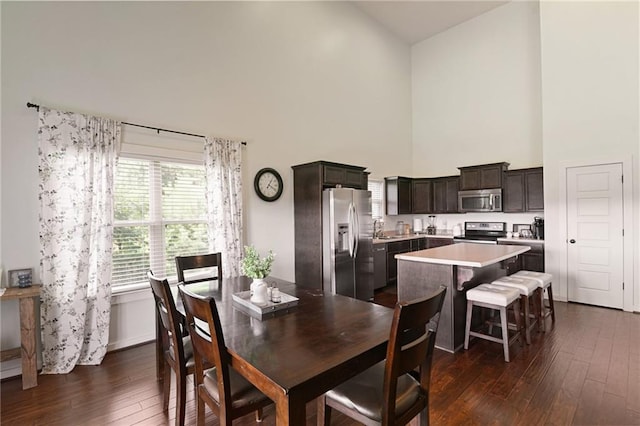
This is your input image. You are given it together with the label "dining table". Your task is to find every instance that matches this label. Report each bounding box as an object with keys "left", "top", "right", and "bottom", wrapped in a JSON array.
[{"left": 158, "top": 275, "right": 395, "bottom": 425}]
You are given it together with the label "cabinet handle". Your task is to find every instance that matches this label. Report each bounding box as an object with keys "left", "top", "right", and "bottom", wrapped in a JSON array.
[{"left": 569, "top": 239, "right": 576, "bottom": 244}]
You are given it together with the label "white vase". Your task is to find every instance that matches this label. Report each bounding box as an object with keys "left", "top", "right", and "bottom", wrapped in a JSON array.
[{"left": 250, "top": 278, "right": 268, "bottom": 305}]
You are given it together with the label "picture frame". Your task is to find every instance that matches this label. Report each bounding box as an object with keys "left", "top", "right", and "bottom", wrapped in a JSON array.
[
  {"left": 513, "top": 223, "right": 532, "bottom": 233},
  {"left": 8, "top": 268, "right": 33, "bottom": 288}
]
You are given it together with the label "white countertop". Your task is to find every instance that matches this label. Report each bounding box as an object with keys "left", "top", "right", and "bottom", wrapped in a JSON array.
[
  {"left": 394, "top": 242, "right": 531, "bottom": 268},
  {"left": 497, "top": 237, "right": 544, "bottom": 244},
  {"left": 373, "top": 232, "right": 454, "bottom": 244}
]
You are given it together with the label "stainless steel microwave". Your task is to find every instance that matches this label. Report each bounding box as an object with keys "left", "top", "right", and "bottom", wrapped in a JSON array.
[{"left": 458, "top": 188, "right": 502, "bottom": 212}]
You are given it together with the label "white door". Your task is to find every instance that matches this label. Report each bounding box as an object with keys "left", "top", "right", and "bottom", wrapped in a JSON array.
[{"left": 566, "top": 163, "right": 624, "bottom": 309}]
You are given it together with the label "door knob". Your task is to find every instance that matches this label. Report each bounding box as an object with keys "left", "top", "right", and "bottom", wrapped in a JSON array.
[{"left": 569, "top": 239, "right": 576, "bottom": 244}]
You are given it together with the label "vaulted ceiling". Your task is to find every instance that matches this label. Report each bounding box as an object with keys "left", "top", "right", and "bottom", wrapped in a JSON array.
[{"left": 353, "top": 1, "right": 509, "bottom": 45}]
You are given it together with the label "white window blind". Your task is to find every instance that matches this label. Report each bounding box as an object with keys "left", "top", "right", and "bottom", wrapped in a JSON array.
[
  {"left": 112, "top": 157, "right": 208, "bottom": 291},
  {"left": 368, "top": 179, "right": 384, "bottom": 219}
]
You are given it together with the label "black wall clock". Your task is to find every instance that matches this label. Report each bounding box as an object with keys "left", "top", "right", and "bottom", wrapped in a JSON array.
[{"left": 254, "top": 168, "right": 283, "bottom": 202}]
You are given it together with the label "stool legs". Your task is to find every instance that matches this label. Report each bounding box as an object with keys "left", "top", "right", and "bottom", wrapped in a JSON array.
[
  {"left": 539, "top": 284, "right": 556, "bottom": 332},
  {"left": 499, "top": 306, "right": 509, "bottom": 362},
  {"left": 464, "top": 299, "right": 522, "bottom": 362}
]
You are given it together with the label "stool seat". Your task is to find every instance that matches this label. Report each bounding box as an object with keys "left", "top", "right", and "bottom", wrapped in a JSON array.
[
  {"left": 465, "top": 284, "right": 523, "bottom": 362},
  {"left": 467, "top": 284, "right": 520, "bottom": 306},
  {"left": 492, "top": 276, "right": 539, "bottom": 296},
  {"left": 512, "top": 270, "right": 552, "bottom": 288},
  {"left": 492, "top": 276, "right": 541, "bottom": 344},
  {"left": 512, "top": 270, "right": 555, "bottom": 332}
]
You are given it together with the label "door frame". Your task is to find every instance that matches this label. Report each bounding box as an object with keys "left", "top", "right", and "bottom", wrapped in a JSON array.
[{"left": 558, "top": 155, "right": 634, "bottom": 312}]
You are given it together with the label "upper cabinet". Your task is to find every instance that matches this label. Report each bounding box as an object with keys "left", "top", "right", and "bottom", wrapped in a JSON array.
[
  {"left": 458, "top": 162, "right": 509, "bottom": 190},
  {"left": 432, "top": 176, "right": 459, "bottom": 213},
  {"left": 386, "top": 176, "right": 459, "bottom": 215},
  {"left": 411, "top": 179, "right": 433, "bottom": 214},
  {"left": 321, "top": 162, "right": 368, "bottom": 189},
  {"left": 385, "top": 177, "right": 412, "bottom": 215},
  {"left": 503, "top": 167, "right": 544, "bottom": 212}
]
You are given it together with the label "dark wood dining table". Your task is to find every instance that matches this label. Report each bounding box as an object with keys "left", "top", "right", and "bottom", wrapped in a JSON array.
[{"left": 158, "top": 276, "right": 394, "bottom": 425}]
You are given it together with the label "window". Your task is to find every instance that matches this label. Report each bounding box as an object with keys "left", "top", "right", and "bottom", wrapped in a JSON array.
[
  {"left": 112, "top": 157, "right": 208, "bottom": 291},
  {"left": 368, "top": 179, "right": 384, "bottom": 219}
]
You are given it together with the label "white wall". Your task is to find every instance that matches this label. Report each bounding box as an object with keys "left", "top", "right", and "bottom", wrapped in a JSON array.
[
  {"left": 539, "top": 1, "right": 639, "bottom": 309},
  {"left": 0, "top": 1, "right": 412, "bottom": 376},
  {"left": 411, "top": 1, "right": 542, "bottom": 177}
]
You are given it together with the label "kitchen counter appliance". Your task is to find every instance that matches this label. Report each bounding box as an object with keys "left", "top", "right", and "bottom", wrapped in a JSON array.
[{"left": 453, "top": 221, "right": 507, "bottom": 244}]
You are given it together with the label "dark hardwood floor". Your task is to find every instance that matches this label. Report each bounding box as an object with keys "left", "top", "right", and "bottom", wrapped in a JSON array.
[{"left": 2, "top": 286, "right": 639, "bottom": 425}]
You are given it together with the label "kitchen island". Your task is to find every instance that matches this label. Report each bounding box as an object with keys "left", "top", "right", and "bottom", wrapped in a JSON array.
[{"left": 396, "top": 243, "right": 530, "bottom": 353}]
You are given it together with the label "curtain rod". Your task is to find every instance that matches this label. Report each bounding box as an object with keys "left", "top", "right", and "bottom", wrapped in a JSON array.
[{"left": 26, "top": 102, "right": 246, "bottom": 145}]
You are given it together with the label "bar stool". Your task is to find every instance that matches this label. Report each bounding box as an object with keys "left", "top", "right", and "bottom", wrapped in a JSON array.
[
  {"left": 491, "top": 276, "right": 540, "bottom": 344},
  {"left": 512, "top": 271, "right": 555, "bottom": 332},
  {"left": 464, "top": 284, "right": 522, "bottom": 362},
  {"left": 510, "top": 270, "right": 556, "bottom": 332}
]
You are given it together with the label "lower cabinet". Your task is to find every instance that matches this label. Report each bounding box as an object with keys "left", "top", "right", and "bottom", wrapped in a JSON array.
[
  {"left": 381, "top": 237, "right": 454, "bottom": 286},
  {"left": 427, "top": 238, "right": 452, "bottom": 249},
  {"left": 373, "top": 243, "right": 387, "bottom": 290},
  {"left": 386, "top": 240, "right": 411, "bottom": 286},
  {"left": 498, "top": 240, "right": 545, "bottom": 273}
]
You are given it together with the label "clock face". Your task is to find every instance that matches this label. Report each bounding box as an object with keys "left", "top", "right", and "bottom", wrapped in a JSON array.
[{"left": 254, "top": 168, "right": 283, "bottom": 202}]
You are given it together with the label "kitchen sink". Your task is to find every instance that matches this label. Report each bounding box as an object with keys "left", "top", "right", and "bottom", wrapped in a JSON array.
[{"left": 376, "top": 235, "right": 404, "bottom": 240}]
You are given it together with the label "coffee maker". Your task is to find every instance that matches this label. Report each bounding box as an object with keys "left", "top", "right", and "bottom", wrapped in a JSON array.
[{"left": 532, "top": 217, "right": 544, "bottom": 240}]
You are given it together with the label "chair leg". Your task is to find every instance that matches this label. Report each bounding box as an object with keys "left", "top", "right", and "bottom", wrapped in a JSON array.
[
  {"left": 464, "top": 300, "right": 473, "bottom": 350},
  {"left": 175, "top": 370, "right": 186, "bottom": 426},
  {"left": 162, "top": 361, "right": 171, "bottom": 411},
  {"left": 255, "top": 408, "right": 263, "bottom": 423},
  {"left": 316, "top": 394, "right": 331, "bottom": 426},
  {"left": 499, "top": 306, "right": 509, "bottom": 362},
  {"left": 196, "top": 387, "right": 205, "bottom": 426}
]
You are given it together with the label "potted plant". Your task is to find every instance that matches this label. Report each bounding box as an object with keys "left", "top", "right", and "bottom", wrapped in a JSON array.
[{"left": 240, "top": 245, "right": 275, "bottom": 305}]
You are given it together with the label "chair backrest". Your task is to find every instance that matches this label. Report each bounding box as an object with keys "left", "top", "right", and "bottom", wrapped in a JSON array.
[
  {"left": 148, "top": 271, "right": 187, "bottom": 367},
  {"left": 175, "top": 253, "right": 222, "bottom": 284},
  {"left": 382, "top": 286, "right": 447, "bottom": 425},
  {"left": 178, "top": 284, "right": 233, "bottom": 409}
]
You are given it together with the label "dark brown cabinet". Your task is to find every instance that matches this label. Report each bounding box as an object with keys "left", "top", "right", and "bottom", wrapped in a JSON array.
[
  {"left": 411, "top": 179, "right": 433, "bottom": 214},
  {"left": 498, "top": 240, "right": 545, "bottom": 273},
  {"left": 323, "top": 164, "right": 368, "bottom": 188},
  {"left": 373, "top": 243, "right": 387, "bottom": 290},
  {"left": 410, "top": 237, "right": 427, "bottom": 251},
  {"left": 458, "top": 162, "right": 509, "bottom": 190},
  {"left": 385, "top": 240, "right": 411, "bottom": 285},
  {"left": 385, "top": 177, "right": 412, "bottom": 215},
  {"left": 292, "top": 161, "right": 368, "bottom": 289},
  {"left": 426, "top": 237, "right": 453, "bottom": 249},
  {"left": 432, "top": 176, "right": 459, "bottom": 213},
  {"left": 503, "top": 167, "right": 544, "bottom": 212}
]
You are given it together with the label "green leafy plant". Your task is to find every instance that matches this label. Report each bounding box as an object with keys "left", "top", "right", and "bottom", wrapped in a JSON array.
[{"left": 240, "top": 245, "right": 275, "bottom": 279}]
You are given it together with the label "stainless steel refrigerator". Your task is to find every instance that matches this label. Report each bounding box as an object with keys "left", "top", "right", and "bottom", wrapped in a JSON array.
[{"left": 322, "top": 188, "right": 374, "bottom": 301}]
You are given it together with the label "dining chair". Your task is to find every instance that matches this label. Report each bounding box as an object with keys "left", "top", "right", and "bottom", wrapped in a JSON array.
[
  {"left": 178, "top": 284, "right": 273, "bottom": 426},
  {"left": 175, "top": 252, "right": 223, "bottom": 284},
  {"left": 148, "top": 271, "right": 195, "bottom": 426},
  {"left": 317, "top": 286, "right": 447, "bottom": 426}
]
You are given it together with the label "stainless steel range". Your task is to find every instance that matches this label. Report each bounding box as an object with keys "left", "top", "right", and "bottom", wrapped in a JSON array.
[{"left": 453, "top": 221, "right": 506, "bottom": 244}]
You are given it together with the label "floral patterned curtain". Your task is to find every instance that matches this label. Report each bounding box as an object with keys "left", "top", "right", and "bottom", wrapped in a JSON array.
[
  {"left": 38, "top": 107, "right": 120, "bottom": 374},
  {"left": 204, "top": 137, "right": 243, "bottom": 278}
]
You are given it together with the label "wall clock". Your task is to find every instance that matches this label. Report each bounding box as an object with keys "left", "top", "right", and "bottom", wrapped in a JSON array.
[{"left": 254, "top": 168, "right": 283, "bottom": 202}]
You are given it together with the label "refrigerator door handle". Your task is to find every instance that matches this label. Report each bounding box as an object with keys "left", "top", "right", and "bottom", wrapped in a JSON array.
[
  {"left": 347, "top": 202, "right": 354, "bottom": 257},
  {"left": 353, "top": 203, "right": 360, "bottom": 257}
]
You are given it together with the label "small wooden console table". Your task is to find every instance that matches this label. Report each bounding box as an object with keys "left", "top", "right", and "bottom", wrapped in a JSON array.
[{"left": 0, "top": 285, "right": 41, "bottom": 389}]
